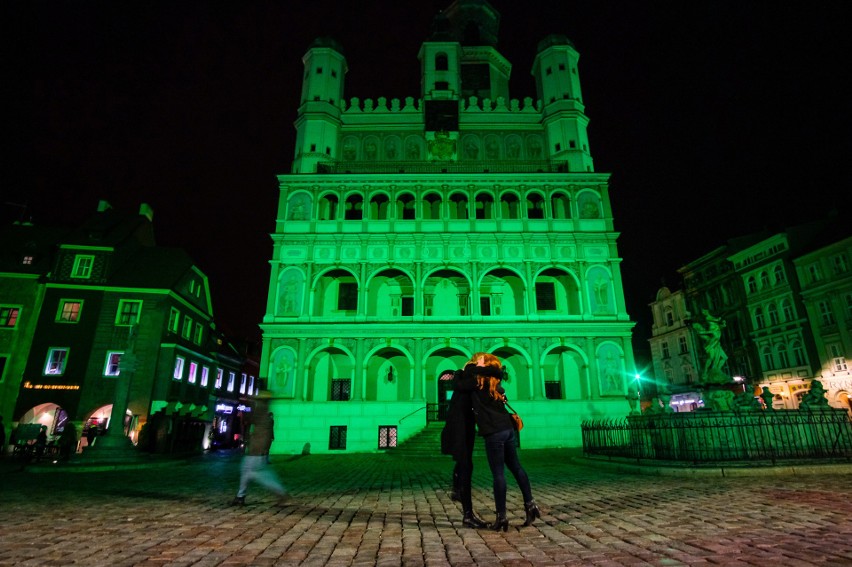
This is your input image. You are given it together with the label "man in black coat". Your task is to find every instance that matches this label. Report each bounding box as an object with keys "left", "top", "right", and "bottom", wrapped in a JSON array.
[{"left": 440, "top": 368, "right": 487, "bottom": 528}]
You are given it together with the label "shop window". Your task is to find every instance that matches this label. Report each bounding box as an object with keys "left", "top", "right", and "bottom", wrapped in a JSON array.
[
  {"left": 227, "top": 371, "right": 236, "bottom": 392},
  {"left": 173, "top": 356, "right": 185, "bottom": 380},
  {"left": 201, "top": 366, "right": 210, "bottom": 387},
  {"left": 240, "top": 373, "right": 247, "bottom": 394},
  {"left": 215, "top": 368, "right": 223, "bottom": 389},
  {"left": 188, "top": 362, "right": 198, "bottom": 384}
]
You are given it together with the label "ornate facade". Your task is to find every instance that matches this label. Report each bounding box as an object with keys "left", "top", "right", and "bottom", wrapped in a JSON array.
[{"left": 260, "top": 0, "right": 636, "bottom": 453}]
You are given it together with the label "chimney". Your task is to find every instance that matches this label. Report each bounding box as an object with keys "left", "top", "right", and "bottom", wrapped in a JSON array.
[
  {"left": 139, "top": 203, "right": 154, "bottom": 221},
  {"left": 97, "top": 200, "right": 113, "bottom": 212}
]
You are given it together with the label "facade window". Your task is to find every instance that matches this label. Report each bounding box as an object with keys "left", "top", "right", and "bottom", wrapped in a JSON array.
[
  {"left": 818, "top": 301, "right": 835, "bottom": 326},
  {"left": 401, "top": 296, "right": 414, "bottom": 316},
  {"left": 173, "top": 356, "right": 185, "bottom": 380},
  {"left": 116, "top": 300, "right": 142, "bottom": 326},
  {"left": 781, "top": 299, "right": 794, "bottom": 322},
  {"left": 378, "top": 426, "right": 398, "bottom": 448},
  {"left": 57, "top": 300, "right": 82, "bottom": 323},
  {"left": 188, "top": 362, "right": 198, "bottom": 384},
  {"left": 45, "top": 348, "right": 69, "bottom": 375},
  {"left": 683, "top": 365, "right": 694, "bottom": 384},
  {"left": 71, "top": 255, "right": 95, "bottom": 279},
  {"left": 791, "top": 341, "right": 805, "bottom": 366},
  {"left": 761, "top": 347, "right": 773, "bottom": 370},
  {"left": 331, "top": 379, "right": 351, "bottom": 401},
  {"left": 227, "top": 372, "right": 235, "bottom": 392},
  {"left": 240, "top": 373, "right": 247, "bottom": 394},
  {"left": 747, "top": 276, "right": 757, "bottom": 294},
  {"left": 776, "top": 345, "right": 789, "bottom": 368},
  {"left": 329, "top": 425, "right": 347, "bottom": 450},
  {"left": 104, "top": 351, "right": 123, "bottom": 376},
  {"left": 678, "top": 336, "right": 688, "bottom": 354},
  {"left": 168, "top": 308, "right": 180, "bottom": 333},
  {"left": 665, "top": 308, "right": 674, "bottom": 326},
  {"left": 830, "top": 344, "right": 847, "bottom": 372},
  {"left": 435, "top": 53, "right": 448, "bottom": 71},
  {"left": 201, "top": 366, "right": 210, "bottom": 387},
  {"left": 759, "top": 271, "right": 769, "bottom": 288},
  {"left": 832, "top": 254, "right": 848, "bottom": 274},
  {"left": 215, "top": 368, "right": 223, "bottom": 389},
  {"left": 754, "top": 308, "right": 765, "bottom": 329},
  {"left": 0, "top": 355, "right": 7, "bottom": 382},
  {"left": 535, "top": 282, "right": 556, "bottom": 311},
  {"left": 248, "top": 375, "right": 255, "bottom": 395},
  {"left": 193, "top": 322, "right": 203, "bottom": 345},
  {"left": 661, "top": 341, "right": 670, "bottom": 359},
  {"left": 338, "top": 282, "right": 358, "bottom": 311},
  {"left": 807, "top": 263, "right": 822, "bottom": 283},
  {"left": 544, "top": 380, "right": 562, "bottom": 399},
  {"left": 182, "top": 316, "right": 193, "bottom": 339},
  {"left": 22, "top": 255, "right": 34, "bottom": 265},
  {"left": 767, "top": 303, "right": 779, "bottom": 326},
  {"left": 0, "top": 306, "right": 20, "bottom": 328},
  {"left": 773, "top": 265, "right": 786, "bottom": 284}
]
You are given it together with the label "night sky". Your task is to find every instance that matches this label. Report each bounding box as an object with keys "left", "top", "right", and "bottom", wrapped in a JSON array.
[{"left": 4, "top": 1, "right": 849, "bottom": 351}]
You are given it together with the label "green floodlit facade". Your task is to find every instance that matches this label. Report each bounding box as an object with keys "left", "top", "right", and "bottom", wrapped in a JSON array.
[{"left": 260, "top": 0, "right": 636, "bottom": 453}]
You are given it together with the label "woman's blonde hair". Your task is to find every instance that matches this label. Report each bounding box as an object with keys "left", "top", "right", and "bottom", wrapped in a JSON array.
[{"left": 467, "top": 352, "right": 503, "bottom": 400}]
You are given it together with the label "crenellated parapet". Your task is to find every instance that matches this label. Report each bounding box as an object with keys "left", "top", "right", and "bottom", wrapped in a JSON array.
[{"left": 339, "top": 96, "right": 542, "bottom": 114}]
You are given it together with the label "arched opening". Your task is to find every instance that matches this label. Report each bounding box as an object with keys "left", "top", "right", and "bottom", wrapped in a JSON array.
[
  {"left": 501, "top": 193, "right": 520, "bottom": 219},
  {"left": 370, "top": 194, "right": 390, "bottom": 220},
  {"left": 423, "top": 193, "right": 442, "bottom": 220},
  {"left": 475, "top": 193, "right": 494, "bottom": 219}
]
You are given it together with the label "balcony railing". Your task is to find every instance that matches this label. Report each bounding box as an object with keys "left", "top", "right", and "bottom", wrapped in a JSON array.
[{"left": 316, "top": 160, "right": 570, "bottom": 175}]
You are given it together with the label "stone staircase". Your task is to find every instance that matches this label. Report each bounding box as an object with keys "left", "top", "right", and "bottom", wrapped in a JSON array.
[{"left": 387, "top": 422, "right": 445, "bottom": 458}]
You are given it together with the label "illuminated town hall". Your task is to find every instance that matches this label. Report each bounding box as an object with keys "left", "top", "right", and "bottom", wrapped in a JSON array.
[{"left": 260, "top": 0, "right": 637, "bottom": 453}]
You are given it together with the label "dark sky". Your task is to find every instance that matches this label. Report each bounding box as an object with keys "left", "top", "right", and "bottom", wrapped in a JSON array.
[{"left": 4, "top": 1, "right": 849, "bottom": 350}]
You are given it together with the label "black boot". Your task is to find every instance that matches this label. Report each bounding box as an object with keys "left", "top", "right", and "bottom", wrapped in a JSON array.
[
  {"left": 491, "top": 513, "right": 508, "bottom": 532},
  {"left": 523, "top": 500, "right": 541, "bottom": 526},
  {"left": 462, "top": 510, "right": 487, "bottom": 528}
]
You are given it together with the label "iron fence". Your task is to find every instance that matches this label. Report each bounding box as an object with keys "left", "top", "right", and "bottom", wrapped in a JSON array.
[{"left": 582, "top": 409, "right": 852, "bottom": 464}]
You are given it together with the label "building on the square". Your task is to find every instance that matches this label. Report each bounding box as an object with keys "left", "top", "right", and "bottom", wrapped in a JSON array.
[
  {"left": 260, "top": 0, "right": 637, "bottom": 453},
  {"left": 7, "top": 202, "right": 254, "bottom": 454}
]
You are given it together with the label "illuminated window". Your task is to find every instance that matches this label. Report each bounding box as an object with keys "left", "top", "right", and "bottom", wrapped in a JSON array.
[
  {"left": 173, "top": 356, "right": 185, "bottom": 380},
  {"left": 201, "top": 366, "right": 209, "bottom": 387},
  {"left": 248, "top": 375, "right": 255, "bottom": 395},
  {"left": 71, "top": 255, "right": 94, "bottom": 279},
  {"left": 116, "top": 300, "right": 142, "bottom": 326},
  {"left": 0, "top": 306, "right": 21, "bottom": 328},
  {"left": 168, "top": 308, "right": 180, "bottom": 333},
  {"left": 830, "top": 344, "right": 847, "bottom": 371},
  {"left": 193, "top": 322, "right": 203, "bottom": 345},
  {"left": 378, "top": 426, "right": 397, "bottom": 448},
  {"left": 240, "top": 373, "right": 247, "bottom": 394},
  {"left": 104, "top": 351, "right": 123, "bottom": 376},
  {"left": 182, "top": 316, "right": 193, "bottom": 339},
  {"left": 329, "top": 426, "right": 347, "bottom": 450},
  {"left": 186, "top": 362, "right": 197, "bottom": 384},
  {"left": 22, "top": 255, "right": 34, "bottom": 265},
  {"left": 45, "top": 348, "right": 68, "bottom": 375},
  {"left": 227, "top": 372, "right": 235, "bottom": 392},
  {"left": 215, "top": 368, "right": 223, "bottom": 389},
  {"left": 57, "top": 300, "right": 82, "bottom": 323}
]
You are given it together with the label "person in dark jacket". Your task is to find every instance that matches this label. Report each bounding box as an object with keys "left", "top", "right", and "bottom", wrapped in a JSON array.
[
  {"left": 440, "top": 368, "right": 487, "bottom": 528},
  {"left": 456, "top": 352, "right": 540, "bottom": 531},
  {"left": 230, "top": 392, "right": 288, "bottom": 506}
]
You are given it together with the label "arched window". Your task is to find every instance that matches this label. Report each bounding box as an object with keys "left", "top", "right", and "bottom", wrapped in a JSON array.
[
  {"left": 396, "top": 193, "right": 416, "bottom": 220},
  {"left": 344, "top": 195, "right": 363, "bottom": 220},
  {"left": 767, "top": 303, "right": 779, "bottom": 326},
  {"left": 665, "top": 308, "right": 674, "bottom": 326},
  {"left": 747, "top": 276, "right": 757, "bottom": 294},
  {"left": 449, "top": 193, "right": 468, "bottom": 220},
  {"left": 423, "top": 193, "right": 442, "bottom": 220},
  {"left": 551, "top": 192, "right": 571, "bottom": 219},
  {"left": 475, "top": 193, "right": 494, "bottom": 219},
  {"left": 500, "top": 193, "right": 520, "bottom": 219},
  {"left": 370, "top": 194, "right": 389, "bottom": 220},
  {"left": 435, "top": 53, "right": 449, "bottom": 71},
  {"left": 759, "top": 271, "right": 770, "bottom": 289},
  {"left": 781, "top": 299, "right": 794, "bottom": 321},
  {"left": 773, "top": 265, "right": 786, "bottom": 285},
  {"left": 776, "top": 344, "right": 789, "bottom": 368},
  {"left": 527, "top": 193, "right": 544, "bottom": 219},
  {"left": 791, "top": 341, "right": 805, "bottom": 366},
  {"left": 319, "top": 194, "right": 339, "bottom": 221}
]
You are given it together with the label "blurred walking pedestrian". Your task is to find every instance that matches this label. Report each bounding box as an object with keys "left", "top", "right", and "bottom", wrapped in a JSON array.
[{"left": 230, "top": 391, "right": 288, "bottom": 506}]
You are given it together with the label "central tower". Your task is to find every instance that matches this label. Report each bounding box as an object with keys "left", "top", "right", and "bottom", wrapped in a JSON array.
[{"left": 261, "top": 0, "right": 635, "bottom": 453}]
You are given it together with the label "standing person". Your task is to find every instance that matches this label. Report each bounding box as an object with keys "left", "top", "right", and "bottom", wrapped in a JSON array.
[
  {"left": 34, "top": 425, "right": 48, "bottom": 461},
  {"left": 440, "top": 368, "right": 487, "bottom": 528},
  {"left": 230, "top": 391, "right": 288, "bottom": 506},
  {"left": 58, "top": 422, "right": 78, "bottom": 461},
  {"left": 457, "top": 352, "right": 540, "bottom": 531}
]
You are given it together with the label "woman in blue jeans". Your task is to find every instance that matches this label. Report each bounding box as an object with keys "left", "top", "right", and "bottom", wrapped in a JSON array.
[{"left": 457, "top": 352, "right": 541, "bottom": 530}]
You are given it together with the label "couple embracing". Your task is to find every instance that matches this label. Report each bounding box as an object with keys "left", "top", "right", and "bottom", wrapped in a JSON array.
[{"left": 441, "top": 352, "right": 541, "bottom": 531}]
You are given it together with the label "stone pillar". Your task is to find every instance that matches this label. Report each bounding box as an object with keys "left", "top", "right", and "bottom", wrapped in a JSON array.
[{"left": 531, "top": 337, "right": 544, "bottom": 400}]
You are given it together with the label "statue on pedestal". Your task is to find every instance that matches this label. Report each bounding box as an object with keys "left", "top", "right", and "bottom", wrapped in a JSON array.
[{"left": 692, "top": 309, "right": 729, "bottom": 385}]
